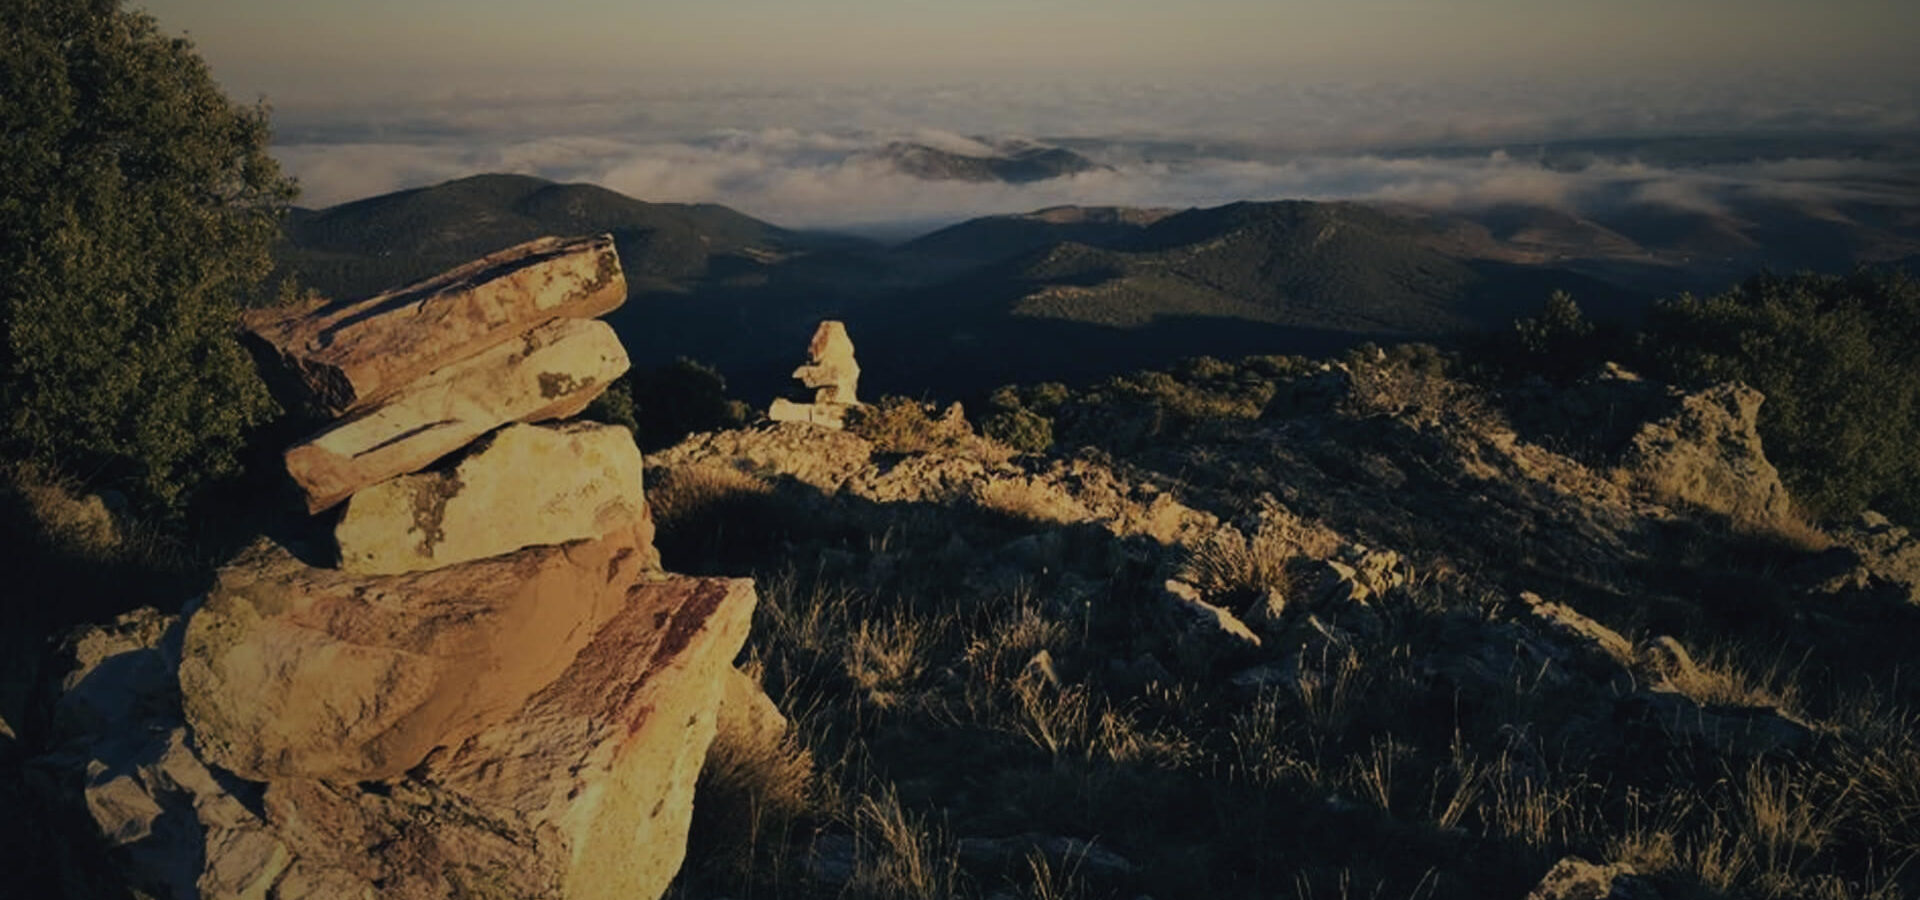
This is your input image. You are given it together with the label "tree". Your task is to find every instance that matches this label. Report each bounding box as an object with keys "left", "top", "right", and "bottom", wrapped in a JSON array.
[
  {"left": 1639, "top": 270, "right": 1920, "bottom": 522},
  {"left": 0, "top": 0, "right": 295, "bottom": 510}
]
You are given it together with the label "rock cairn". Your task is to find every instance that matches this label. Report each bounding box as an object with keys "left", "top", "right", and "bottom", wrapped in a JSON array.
[
  {"left": 35, "top": 235, "right": 767, "bottom": 900},
  {"left": 769, "top": 319, "right": 861, "bottom": 428}
]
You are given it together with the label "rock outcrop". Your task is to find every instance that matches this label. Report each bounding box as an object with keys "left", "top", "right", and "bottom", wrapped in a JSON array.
[
  {"left": 1615, "top": 381, "right": 1794, "bottom": 526},
  {"left": 768, "top": 320, "right": 862, "bottom": 428},
  {"left": 32, "top": 237, "right": 771, "bottom": 900}
]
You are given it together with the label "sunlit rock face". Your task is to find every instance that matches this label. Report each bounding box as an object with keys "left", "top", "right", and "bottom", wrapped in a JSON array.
[
  {"left": 768, "top": 320, "right": 862, "bottom": 429},
  {"left": 244, "top": 234, "right": 626, "bottom": 417},
  {"left": 178, "top": 526, "right": 652, "bottom": 783},
  {"left": 334, "top": 421, "right": 651, "bottom": 576},
  {"left": 282, "top": 316, "right": 629, "bottom": 513}
]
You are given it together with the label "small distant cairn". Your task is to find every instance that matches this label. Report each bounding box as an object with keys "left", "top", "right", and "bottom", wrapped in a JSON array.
[{"left": 768, "top": 320, "right": 862, "bottom": 428}]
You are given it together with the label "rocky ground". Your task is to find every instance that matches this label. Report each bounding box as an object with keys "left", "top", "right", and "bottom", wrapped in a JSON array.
[
  {"left": 5, "top": 332, "right": 1918, "bottom": 899},
  {"left": 645, "top": 352, "right": 1920, "bottom": 900}
]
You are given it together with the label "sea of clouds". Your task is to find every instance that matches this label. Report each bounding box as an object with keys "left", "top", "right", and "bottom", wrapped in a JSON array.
[{"left": 269, "top": 77, "right": 1920, "bottom": 237}]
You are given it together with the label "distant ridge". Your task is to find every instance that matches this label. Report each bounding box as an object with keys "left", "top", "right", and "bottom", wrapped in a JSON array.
[
  {"left": 280, "top": 173, "right": 835, "bottom": 301},
  {"left": 862, "top": 141, "right": 1109, "bottom": 184}
]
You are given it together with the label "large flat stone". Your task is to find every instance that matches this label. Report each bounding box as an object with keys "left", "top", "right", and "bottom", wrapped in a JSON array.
[
  {"left": 336, "top": 421, "right": 649, "bottom": 576},
  {"left": 424, "top": 575, "right": 758, "bottom": 900},
  {"left": 284, "top": 317, "right": 629, "bottom": 513},
  {"left": 244, "top": 234, "right": 626, "bottom": 416},
  {"left": 178, "top": 526, "right": 651, "bottom": 783}
]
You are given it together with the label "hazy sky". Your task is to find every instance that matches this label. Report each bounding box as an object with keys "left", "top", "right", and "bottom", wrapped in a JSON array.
[
  {"left": 130, "top": 0, "right": 1920, "bottom": 225},
  {"left": 142, "top": 0, "right": 1919, "bottom": 104}
]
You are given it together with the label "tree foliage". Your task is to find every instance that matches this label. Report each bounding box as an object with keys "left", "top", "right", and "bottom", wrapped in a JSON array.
[
  {"left": 0, "top": 0, "right": 294, "bottom": 510},
  {"left": 1639, "top": 270, "right": 1920, "bottom": 522}
]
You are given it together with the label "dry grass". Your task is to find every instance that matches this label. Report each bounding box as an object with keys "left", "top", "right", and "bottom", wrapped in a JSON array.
[
  {"left": 972, "top": 478, "right": 1090, "bottom": 527},
  {"left": 846, "top": 615, "right": 933, "bottom": 709},
  {"left": 848, "top": 397, "right": 979, "bottom": 456},
  {"left": 845, "top": 788, "right": 964, "bottom": 900},
  {"left": 646, "top": 462, "right": 774, "bottom": 530},
  {"left": 1662, "top": 641, "right": 1807, "bottom": 715}
]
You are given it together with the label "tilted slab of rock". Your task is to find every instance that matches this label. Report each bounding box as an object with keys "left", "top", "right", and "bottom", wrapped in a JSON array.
[
  {"left": 284, "top": 317, "right": 629, "bottom": 513},
  {"left": 178, "top": 525, "right": 651, "bottom": 782},
  {"left": 769, "top": 396, "right": 849, "bottom": 429},
  {"left": 244, "top": 234, "right": 626, "bottom": 416},
  {"left": 336, "top": 421, "right": 649, "bottom": 576},
  {"left": 421, "top": 575, "right": 758, "bottom": 900}
]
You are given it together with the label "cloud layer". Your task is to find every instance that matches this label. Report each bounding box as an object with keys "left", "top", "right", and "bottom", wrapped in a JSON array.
[{"left": 271, "top": 79, "right": 1920, "bottom": 234}]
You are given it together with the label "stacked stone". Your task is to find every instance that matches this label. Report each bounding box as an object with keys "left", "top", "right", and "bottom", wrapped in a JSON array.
[
  {"left": 768, "top": 319, "right": 862, "bottom": 428},
  {"left": 64, "top": 236, "right": 765, "bottom": 900}
]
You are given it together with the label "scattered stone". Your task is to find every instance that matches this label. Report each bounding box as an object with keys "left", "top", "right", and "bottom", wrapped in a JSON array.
[
  {"left": 1634, "top": 692, "right": 1818, "bottom": 758},
  {"left": 1637, "top": 635, "right": 1699, "bottom": 685},
  {"left": 1520, "top": 591, "right": 1636, "bottom": 672},
  {"left": 335, "top": 421, "right": 651, "bottom": 575},
  {"left": 767, "top": 320, "right": 862, "bottom": 428},
  {"left": 1243, "top": 585, "right": 1290, "bottom": 638},
  {"left": 1525, "top": 856, "right": 1659, "bottom": 900},
  {"left": 1829, "top": 511, "right": 1920, "bottom": 605},
  {"left": 244, "top": 234, "right": 626, "bottom": 416},
  {"left": 1164, "top": 579, "right": 1262, "bottom": 670},
  {"left": 1314, "top": 560, "right": 1372, "bottom": 606},
  {"left": 284, "top": 317, "right": 630, "bottom": 512},
  {"left": 178, "top": 526, "right": 652, "bottom": 782},
  {"left": 1341, "top": 546, "right": 1409, "bottom": 597}
]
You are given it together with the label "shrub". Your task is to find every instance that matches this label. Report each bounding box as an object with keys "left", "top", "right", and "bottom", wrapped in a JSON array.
[
  {"left": 847, "top": 396, "right": 974, "bottom": 455},
  {"left": 984, "top": 406, "right": 1054, "bottom": 453},
  {"left": 627, "top": 357, "right": 748, "bottom": 451},
  {"left": 0, "top": 0, "right": 295, "bottom": 511},
  {"left": 1637, "top": 270, "right": 1920, "bottom": 522}
]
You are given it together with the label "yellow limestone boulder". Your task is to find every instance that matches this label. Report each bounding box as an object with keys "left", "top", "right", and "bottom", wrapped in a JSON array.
[
  {"left": 177, "top": 525, "right": 652, "bottom": 783},
  {"left": 244, "top": 234, "right": 626, "bottom": 416},
  {"left": 335, "top": 421, "right": 649, "bottom": 576},
  {"left": 283, "top": 317, "right": 629, "bottom": 513}
]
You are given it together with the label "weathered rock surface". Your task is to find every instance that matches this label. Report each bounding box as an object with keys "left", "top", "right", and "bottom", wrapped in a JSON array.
[
  {"left": 284, "top": 317, "right": 629, "bottom": 512},
  {"left": 1525, "top": 856, "right": 1659, "bottom": 900},
  {"left": 179, "top": 526, "right": 651, "bottom": 782},
  {"left": 420, "top": 575, "right": 758, "bottom": 900},
  {"left": 1616, "top": 382, "right": 1793, "bottom": 525},
  {"left": 1163, "top": 578, "right": 1261, "bottom": 670},
  {"left": 335, "top": 421, "right": 650, "bottom": 575},
  {"left": 36, "top": 575, "right": 755, "bottom": 900},
  {"left": 244, "top": 234, "right": 626, "bottom": 416}
]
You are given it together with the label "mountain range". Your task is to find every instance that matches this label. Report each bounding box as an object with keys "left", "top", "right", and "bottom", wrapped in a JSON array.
[{"left": 278, "top": 171, "right": 1920, "bottom": 401}]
